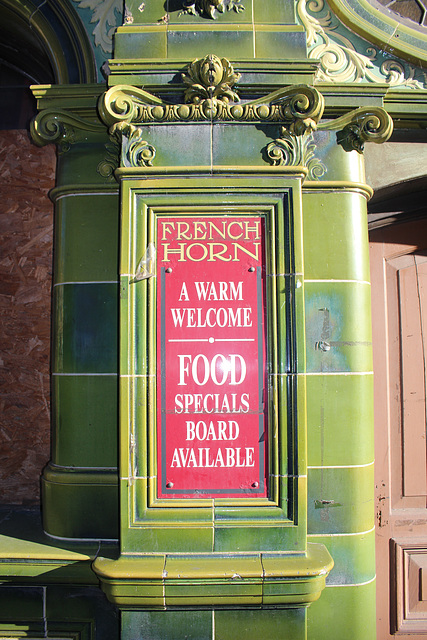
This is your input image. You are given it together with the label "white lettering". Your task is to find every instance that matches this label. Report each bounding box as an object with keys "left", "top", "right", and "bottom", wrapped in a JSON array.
[{"left": 169, "top": 446, "right": 255, "bottom": 468}]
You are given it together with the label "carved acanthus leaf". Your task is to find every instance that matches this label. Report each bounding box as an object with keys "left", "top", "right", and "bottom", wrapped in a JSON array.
[
  {"left": 319, "top": 107, "right": 394, "bottom": 153},
  {"left": 72, "top": 0, "right": 122, "bottom": 53},
  {"left": 111, "top": 122, "right": 156, "bottom": 168},
  {"left": 97, "top": 137, "right": 120, "bottom": 179},
  {"left": 30, "top": 109, "right": 105, "bottom": 152},
  {"left": 266, "top": 130, "right": 327, "bottom": 179}
]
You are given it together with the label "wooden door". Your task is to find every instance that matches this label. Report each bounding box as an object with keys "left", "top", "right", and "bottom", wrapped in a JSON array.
[{"left": 370, "top": 219, "right": 427, "bottom": 638}]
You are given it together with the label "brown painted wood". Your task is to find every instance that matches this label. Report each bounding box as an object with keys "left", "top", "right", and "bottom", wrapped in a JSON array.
[{"left": 371, "top": 219, "right": 427, "bottom": 639}]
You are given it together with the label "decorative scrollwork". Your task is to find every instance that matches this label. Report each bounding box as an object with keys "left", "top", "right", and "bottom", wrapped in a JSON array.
[
  {"left": 266, "top": 129, "right": 327, "bottom": 179},
  {"left": 99, "top": 75, "right": 325, "bottom": 134},
  {"left": 252, "top": 85, "right": 325, "bottom": 135},
  {"left": 30, "top": 109, "right": 105, "bottom": 152},
  {"left": 319, "top": 107, "right": 394, "bottom": 153},
  {"left": 98, "top": 86, "right": 164, "bottom": 127},
  {"left": 97, "top": 136, "right": 120, "bottom": 179},
  {"left": 297, "top": 0, "right": 426, "bottom": 88},
  {"left": 111, "top": 122, "right": 156, "bottom": 168},
  {"left": 180, "top": 0, "right": 244, "bottom": 19}
]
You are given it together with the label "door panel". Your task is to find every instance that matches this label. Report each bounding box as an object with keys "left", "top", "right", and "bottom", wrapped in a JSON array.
[{"left": 370, "top": 220, "right": 427, "bottom": 639}]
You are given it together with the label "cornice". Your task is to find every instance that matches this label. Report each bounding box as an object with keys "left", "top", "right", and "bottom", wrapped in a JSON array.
[{"left": 328, "top": 0, "right": 427, "bottom": 67}]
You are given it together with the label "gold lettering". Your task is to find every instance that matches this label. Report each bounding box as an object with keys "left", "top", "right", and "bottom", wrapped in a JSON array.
[
  {"left": 187, "top": 243, "right": 208, "bottom": 262},
  {"left": 227, "top": 221, "right": 244, "bottom": 240},
  {"left": 208, "top": 243, "right": 232, "bottom": 262},
  {"left": 208, "top": 221, "right": 227, "bottom": 240},
  {"left": 162, "top": 243, "right": 186, "bottom": 262},
  {"left": 233, "top": 242, "right": 260, "bottom": 261},
  {"left": 194, "top": 221, "right": 207, "bottom": 240},
  {"left": 244, "top": 220, "right": 261, "bottom": 240},
  {"left": 161, "top": 221, "right": 175, "bottom": 240},
  {"left": 177, "top": 222, "right": 192, "bottom": 240}
]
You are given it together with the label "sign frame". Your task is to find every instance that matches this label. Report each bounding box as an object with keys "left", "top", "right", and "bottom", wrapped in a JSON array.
[
  {"left": 119, "top": 175, "right": 307, "bottom": 554},
  {"left": 157, "top": 214, "right": 268, "bottom": 499}
]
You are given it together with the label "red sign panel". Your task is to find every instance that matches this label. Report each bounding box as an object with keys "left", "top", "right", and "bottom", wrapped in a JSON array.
[{"left": 157, "top": 216, "right": 267, "bottom": 498}]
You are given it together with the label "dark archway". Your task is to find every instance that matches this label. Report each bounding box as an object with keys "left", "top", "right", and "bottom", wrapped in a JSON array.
[{"left": 0, "top": 0, "right": 97, "bottom": 129}]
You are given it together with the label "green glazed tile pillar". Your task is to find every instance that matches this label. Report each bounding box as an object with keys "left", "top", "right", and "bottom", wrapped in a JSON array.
[
  {"left": 30, "top": 85, "right": 121, "bottom": 540},
  {"left": 301, "top": 127, "right": 383, "bottom": 640}
]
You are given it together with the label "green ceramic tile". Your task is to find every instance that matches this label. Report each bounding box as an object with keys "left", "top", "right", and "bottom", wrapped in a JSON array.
[
  {"left": 147, "top": 123, "right": 212, "bottom": 168},
  {"left": 0, "top": 585, "right": 43, "bottom": 621},
  {"left": 167, "top": 28, "right": 254, "bottom": 60},
  {"left": 46, "top": 586, "right": 119, "bottom": 638},
  {"left": 122, "top": 377, "right": 155, "bottom": 479},
  {"left": 55, "top": 194, "right": 119, "bottom": 283},
  {"left": 52, "top": 375, "right": 118, "bottom": 467},
  {"left": 306, "top": 374, "right": 374, "bottom": 467},
  {"left": 122, "top": 610, "right": 212, "bottom": 640},
  {"left": 304, "top": 281, "right": 373, "bottom": 373},
  {"left": 302, "top": 191, "right": 370, "bottom": 281},
  {"left": 119, "top": 279, "right": 130, "bottom": 374},
  {"left": 213, "top": 524, "right": 301, "bottom": 553},
  {"left": 114, "top": 28, "right": 167, "bottom": 59},
  {"left": 308, "top": 530, "right": 375, "bottom": 586},
  {"left": 269, "top": 375, "right": 290, "bottom": 481},
  {"left": 164, "top": 555, "right": 262, "bottom": 606},
  {"left": 307, "top": 466, "right": 374, "bottom": 535},
  {"left": 307, "top": 581, "right": 376, "bottom": 640},
  {"left": 53, "top": 283, "right": 118, "bottom": 373},
  {"left": 123, "top": 525, "right": 214, "bottom": 553},
  {"left": 253, "top": 0, "right": 296, "bottom": 24},
  {"left": 215, "top": 608, "right": 306, "bottom": 640},
  {"left": 165, "top": 580, "right": 262, "bottom": 606},
  {"left": 274, "top": 275, "right": 306, "bottom": 374},
  {"left": 55, "top": 142, "right": 102, "bottom": 186},
  {"left": 41, "top": 471, "right": 119, "bottom": 539},
  {"left": 133, "top": 285, "right": 156, "bottom": 377},
  {"left": 254, "top": 28, "right": 307, "bottom": 59},
  {"left": 212, "top": 123, "right": 279, "bottom": 167},
  {"left": 350, "top": 0, "right": 396, "bottom": 36}
]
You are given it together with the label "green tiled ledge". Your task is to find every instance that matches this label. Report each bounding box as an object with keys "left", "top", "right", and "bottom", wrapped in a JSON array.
[
  {"left": 0, "top": 506, "right": 117, "bottom": 584},
  {"left": 93, "top": 543, "right": 333, "bottom": 608}
]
